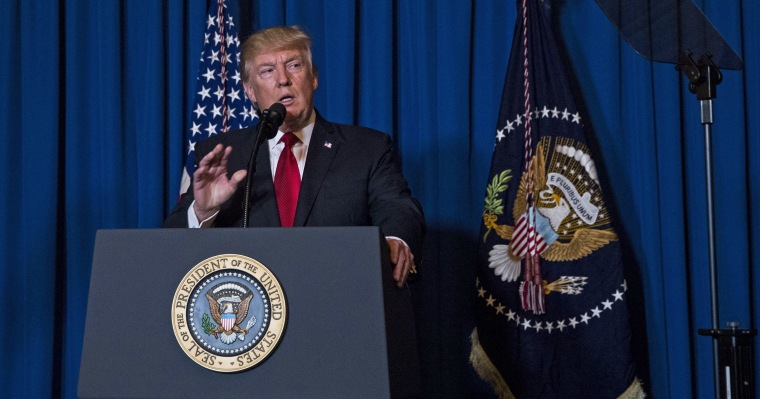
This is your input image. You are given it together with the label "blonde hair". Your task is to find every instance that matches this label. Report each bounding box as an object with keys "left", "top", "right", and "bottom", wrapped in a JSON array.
[{"left": 240, "top": 26, "right": 314, "bottom": 84}]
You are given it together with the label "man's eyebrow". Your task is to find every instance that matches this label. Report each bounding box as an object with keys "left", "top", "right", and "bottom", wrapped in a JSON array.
[
  {"left": 255, "top": 60, "right": 275, "bottom": 69},
  {"left": 255, "top": 54, "right": 303, "bottom": 69},
  {"left": 285, "top": 55, "right": 303, "bottom": 64}
]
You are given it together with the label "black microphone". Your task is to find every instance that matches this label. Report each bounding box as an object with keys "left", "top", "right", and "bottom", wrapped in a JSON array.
[
  {"left": 258, "top": 102, "right": 286, "bottom": 140},
  {"left": 242, "top": 103, "right": 287, "bottom": 227}
]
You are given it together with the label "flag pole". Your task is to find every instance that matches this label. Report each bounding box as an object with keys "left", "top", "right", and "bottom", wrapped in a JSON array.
[{"left": 678, "top": 52, "right": 758, "bottom": 399}]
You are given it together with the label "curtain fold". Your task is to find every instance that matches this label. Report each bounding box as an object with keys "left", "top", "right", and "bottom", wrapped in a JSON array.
[
  {"left": 1, "top": 0, "right": 758, "bottom": 398},
  {"left": 4, "top": 1, "right": 63, "bottom": 398}
]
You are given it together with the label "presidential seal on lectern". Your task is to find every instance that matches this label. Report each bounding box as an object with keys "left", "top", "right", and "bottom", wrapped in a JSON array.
[{"left": 171, "top": 254, "right": 287, "bottom": 372}]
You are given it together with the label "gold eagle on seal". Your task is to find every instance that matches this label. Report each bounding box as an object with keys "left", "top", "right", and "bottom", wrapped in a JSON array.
[
  {"left": 484, "top": 138, "right": 617, "bottom": 290},
  {"left": 206, "top": 291, "right": 254, "bottom": 344}
]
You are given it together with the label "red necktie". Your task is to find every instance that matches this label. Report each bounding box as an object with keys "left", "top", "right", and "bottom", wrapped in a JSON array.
[{"left": 274, "top": 132, "right": 301, "bottom": 227}]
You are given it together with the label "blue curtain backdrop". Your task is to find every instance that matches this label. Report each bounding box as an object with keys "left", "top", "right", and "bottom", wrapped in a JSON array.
[{"left": 0, "top": 0, "right": 757, "bottom": 398}]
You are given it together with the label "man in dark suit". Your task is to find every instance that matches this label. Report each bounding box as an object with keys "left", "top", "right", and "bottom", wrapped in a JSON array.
[{"left": 164, "top": 26, "right": 425, "bottom": 288}]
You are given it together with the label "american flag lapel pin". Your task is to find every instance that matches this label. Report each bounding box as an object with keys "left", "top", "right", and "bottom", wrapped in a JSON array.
[{"left": 324, "top": 141, "right": 332, "bottom": 149}]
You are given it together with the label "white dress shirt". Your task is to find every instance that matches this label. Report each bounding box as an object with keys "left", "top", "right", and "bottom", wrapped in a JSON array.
[{"left": 187, "top": 114, "right": 315, "bottom": 227}]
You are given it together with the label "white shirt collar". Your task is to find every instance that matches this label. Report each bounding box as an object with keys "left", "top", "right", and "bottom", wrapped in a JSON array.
[{"left": 268, "top": 110, "right": 316, "bottom": 149}]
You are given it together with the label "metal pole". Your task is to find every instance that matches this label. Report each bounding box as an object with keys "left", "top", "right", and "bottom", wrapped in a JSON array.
[{"left": 700, "top": 97, "right": 721, "bottom": 398}]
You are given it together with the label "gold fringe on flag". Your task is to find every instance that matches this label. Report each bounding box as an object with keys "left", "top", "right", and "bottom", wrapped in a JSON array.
[
  {"left": 469, "top": 328, "right": 647, "bottom": 399},
  {"left": 469, "top": 328, "right": 516, "bottom": 399}
]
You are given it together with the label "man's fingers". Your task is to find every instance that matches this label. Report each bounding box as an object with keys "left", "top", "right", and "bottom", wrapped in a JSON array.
[
  {"left": 388, "top": 239, "right": 400, "bottom": 264},
  {"left": 208, "top": 145, "right": 226, "bottom": 172},
  {"left": 193, "top": 144, "right": 241, "bottom": 216},
  {"left": 392, "top": 250, "right": 403, "bottom": 278},
  {"left": 196, "top": 145, "right": 236, "bottom": 184},
  {"left": 219, "top": 145, "right": 234, "bottom": 168},
  {"left": 392, "top": 246, "right": 412, "bottom": 288},
  {"left": 386, "top": 238, "right": 415, "bottom": 288},
  {"left": 199, "top": 144, "right": 224, "bottom": 168},
  {"left": 229, "top": 169, "right": 248, "bottom": 188}
]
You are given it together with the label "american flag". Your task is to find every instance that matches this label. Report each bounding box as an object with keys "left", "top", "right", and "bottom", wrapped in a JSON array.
[{"left": 180, "top": 0, "right": 256, "bottom": 194}]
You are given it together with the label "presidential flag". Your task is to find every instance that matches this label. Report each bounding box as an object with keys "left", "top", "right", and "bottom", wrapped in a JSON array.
[
  {"left": 470, "top": 0, "right": 643, "bottom": 397},
  {"left": 180, "top": 0, "right": 256, "bottom": 194}
]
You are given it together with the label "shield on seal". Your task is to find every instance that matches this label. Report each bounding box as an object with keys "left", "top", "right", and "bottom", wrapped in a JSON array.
[{"left": 221, "top": 312, "right": 236, "bottom": 331}]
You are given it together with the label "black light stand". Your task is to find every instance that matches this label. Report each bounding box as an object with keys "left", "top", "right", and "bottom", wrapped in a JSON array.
[
  {"left": 593, "top": 0, "right": 753, "bottom": 396},
  {"left": 677, "top": 51, "right": 757, "bottom": 399}
]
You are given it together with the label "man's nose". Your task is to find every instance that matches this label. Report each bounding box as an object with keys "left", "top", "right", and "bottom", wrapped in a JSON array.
[{"left": 276, "top": 66, "right": 291, "bottom": 86}]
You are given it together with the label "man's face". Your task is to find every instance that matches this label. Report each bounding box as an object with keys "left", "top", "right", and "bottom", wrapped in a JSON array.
[{"left": 243, "top": 48, "right": 318, "bottom": 132}]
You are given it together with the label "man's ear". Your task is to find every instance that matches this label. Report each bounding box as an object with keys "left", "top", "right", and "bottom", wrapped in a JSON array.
[
  {"left": 243, "top": 82, "right": 257, "bottom": 104},
  {"left": 311, "top": 66, "right": 318, "bottom": 91}
]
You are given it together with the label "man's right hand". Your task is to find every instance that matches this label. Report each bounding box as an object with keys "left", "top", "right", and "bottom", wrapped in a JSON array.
[{"left": 192, "top": 144, "right": 247, "bottom": 221}]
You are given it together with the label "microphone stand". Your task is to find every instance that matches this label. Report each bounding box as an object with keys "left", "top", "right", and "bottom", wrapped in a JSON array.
[
  {"left": 241, "top": 118, "right": 268, "bottom": 228},
  {"left": 241, "top": 104, "right": 286, "bottom": 228},
  {"left": 678, "top": 52, "right": 757, "bottom": 399}
]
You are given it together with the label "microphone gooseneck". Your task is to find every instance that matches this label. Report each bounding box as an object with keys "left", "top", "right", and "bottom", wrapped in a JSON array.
[{"left": 242, "top": 103, "right": 286, "bottom": 228}]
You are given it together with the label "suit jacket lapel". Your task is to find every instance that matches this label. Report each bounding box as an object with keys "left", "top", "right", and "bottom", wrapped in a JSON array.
[{"left": 293, "top": 116, "right": 340, "bottom": 226}]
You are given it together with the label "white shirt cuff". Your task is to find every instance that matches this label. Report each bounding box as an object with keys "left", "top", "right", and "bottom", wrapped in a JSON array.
[
  {"left": 187, "top": 200, "right": 219, "bottom": 228},
  {"left": 385, "top": 236, "right": 409, "bottom": 249}
]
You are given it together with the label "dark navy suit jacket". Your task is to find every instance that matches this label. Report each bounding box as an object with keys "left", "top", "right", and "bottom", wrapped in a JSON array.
[{"left": 163, "top": 111, "right": 425, "bottom": 260}]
